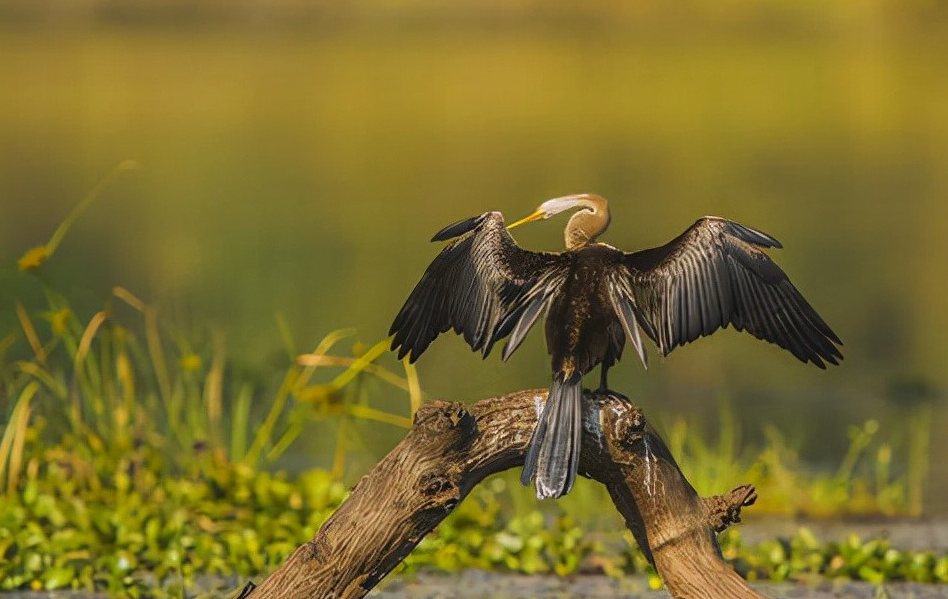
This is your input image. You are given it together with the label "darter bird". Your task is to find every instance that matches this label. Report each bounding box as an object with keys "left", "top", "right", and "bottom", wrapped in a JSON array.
[{"left": 389, "top": 193, "right": 842, "bottom": 499}]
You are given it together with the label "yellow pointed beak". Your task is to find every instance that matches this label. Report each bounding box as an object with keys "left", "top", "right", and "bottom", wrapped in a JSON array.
[{"left": 506, "top": 208, "right": 547, "bottom": 230}]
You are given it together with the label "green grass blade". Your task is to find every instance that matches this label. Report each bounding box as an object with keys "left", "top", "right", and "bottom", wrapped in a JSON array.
[
  {"left": 229, "top": 383, "right": 253, "bottom": 462},
  {"left": 17, "top": 160, "right": 138, "bottom": 272},
  {"left": 0, "top": 381, "right": 38, "bottom": 494}
]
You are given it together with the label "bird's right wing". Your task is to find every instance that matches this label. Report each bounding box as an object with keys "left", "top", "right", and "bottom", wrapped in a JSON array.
[{"left": 389, "top": 212, "right": 568, "bottom": 363}]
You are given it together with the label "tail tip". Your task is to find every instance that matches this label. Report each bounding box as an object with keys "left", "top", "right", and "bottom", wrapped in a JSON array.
[
  {"left": 534, "top": 478, "right": 571, "bottom": 499},
  {"left": 520, "top": 466, "right": 570, "bottom": 499}
]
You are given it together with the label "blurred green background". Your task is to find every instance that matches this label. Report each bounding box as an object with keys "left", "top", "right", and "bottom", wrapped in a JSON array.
[{"left": 1, "top": 1, "right": 946, "bottom": 509}]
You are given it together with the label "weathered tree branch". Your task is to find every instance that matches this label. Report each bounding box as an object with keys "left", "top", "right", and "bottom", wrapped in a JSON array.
[{"left": 238, "top": 389, "right": 767, "bottom": 599}]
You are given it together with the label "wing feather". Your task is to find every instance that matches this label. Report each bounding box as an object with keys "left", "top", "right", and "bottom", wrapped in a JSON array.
[
  {"left": 609, "top": 283, "right": 650, "bottom": 368},
  {"left": 390, "top": 212, "right": 567, "bottom": 363},
  {"left": 622, "top": 216, "right": 842, "bottom": 368},
  {"left": 501, "top": 292, "right": 548, "bottom": 361}
]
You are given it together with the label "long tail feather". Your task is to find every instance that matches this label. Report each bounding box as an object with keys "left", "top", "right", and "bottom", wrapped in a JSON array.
[{"left": 521, "top": 375, "right": 583, "bottom": 499}]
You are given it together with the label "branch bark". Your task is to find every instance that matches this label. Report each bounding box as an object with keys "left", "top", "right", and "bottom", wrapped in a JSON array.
[{"left": 238, "top": 389, "right": 767, "bottom": 599}]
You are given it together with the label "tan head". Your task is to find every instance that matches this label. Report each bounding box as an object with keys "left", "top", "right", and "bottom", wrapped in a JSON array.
[{"left": 507, "top": 193, "right": 611, "bottom": 250}]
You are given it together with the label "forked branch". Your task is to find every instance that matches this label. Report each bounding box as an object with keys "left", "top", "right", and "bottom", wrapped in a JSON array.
[{"left": 237, "top": 389, "right": 767, "bottom": 599}]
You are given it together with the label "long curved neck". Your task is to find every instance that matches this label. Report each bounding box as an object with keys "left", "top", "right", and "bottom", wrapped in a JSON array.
[{"left": 564, "top": 194, "right": 610, "bottom": 250}]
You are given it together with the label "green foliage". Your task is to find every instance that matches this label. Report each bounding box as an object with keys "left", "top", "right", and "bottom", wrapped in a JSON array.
[
  {"left": 666, "top": 405, "right": 927, "bottom": 518},
  {"left": 720, "top": 527, "right": 948, "bottom": 585},
  {"left": 0, "top": 171, "right": 420, "bottom": 594},
  {"left": 403, "top": 477, "right": 637, "bottom": 578},
  {"left": 0, "top": 442, "right": 348, "bottom": 596}
]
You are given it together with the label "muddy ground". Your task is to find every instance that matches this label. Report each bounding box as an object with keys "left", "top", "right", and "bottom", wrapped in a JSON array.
[{"left": 373, "top": 570, "right": 946, "bottom": 599}]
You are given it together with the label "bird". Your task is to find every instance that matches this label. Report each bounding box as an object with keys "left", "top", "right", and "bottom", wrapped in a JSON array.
[{"left": 388, "top": 193, "right": 842, "bottom": 499}]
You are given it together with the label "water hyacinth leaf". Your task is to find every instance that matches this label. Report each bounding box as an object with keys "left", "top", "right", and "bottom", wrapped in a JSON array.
[
  {"left": 495, "top": 531, "right": 523, "bottom": 553},
  {"left": 858, "top": 565, "right": 885, "bottom": 585},
  {"left": 935, "top": 557, "right": 948, "bottom": 581},
  {"left": 23, "top": 551, "right": 43, "bottom": 573},
  {"left": 41, "top": 566, "right": 76, "bottom": 590}
]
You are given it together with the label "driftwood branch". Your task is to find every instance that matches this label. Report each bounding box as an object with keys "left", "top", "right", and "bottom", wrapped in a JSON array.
[{"left": 238, "top": 389, "right": 768, "bottom": 599}]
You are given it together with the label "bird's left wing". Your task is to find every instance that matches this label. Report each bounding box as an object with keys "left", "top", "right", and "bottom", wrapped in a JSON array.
[
  {"left": 613, "top": 216, "right": 842, "bottom": 368},
  {"left": 389, "top": 212, "right": 567, "bottom": 363}
]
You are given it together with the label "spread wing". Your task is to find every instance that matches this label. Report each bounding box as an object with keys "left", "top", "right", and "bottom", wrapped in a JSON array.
[
  {"left": 389, "top": 212, "right": 568, "bottom": 363},
  {"left": 619, "top": 216, "right": 842, "bottom": 368}
]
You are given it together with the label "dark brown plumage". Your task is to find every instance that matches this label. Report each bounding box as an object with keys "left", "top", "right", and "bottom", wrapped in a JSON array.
[{"left": 389, "top": 194, "right": 842, "bottom": 499}]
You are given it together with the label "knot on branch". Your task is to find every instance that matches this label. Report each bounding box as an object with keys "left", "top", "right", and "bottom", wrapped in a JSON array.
[
  {"left": 615, "top": 407, "right": 645, "bottom": 442},
  {"left": 418, "top": 470, "right": 461, "bottom": 513},
  {"left": 703, "top": 484, "right": 758, "bottom": 533},
  {"left": 592, "top": 393, "right": 645, "bottom": 465}
]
